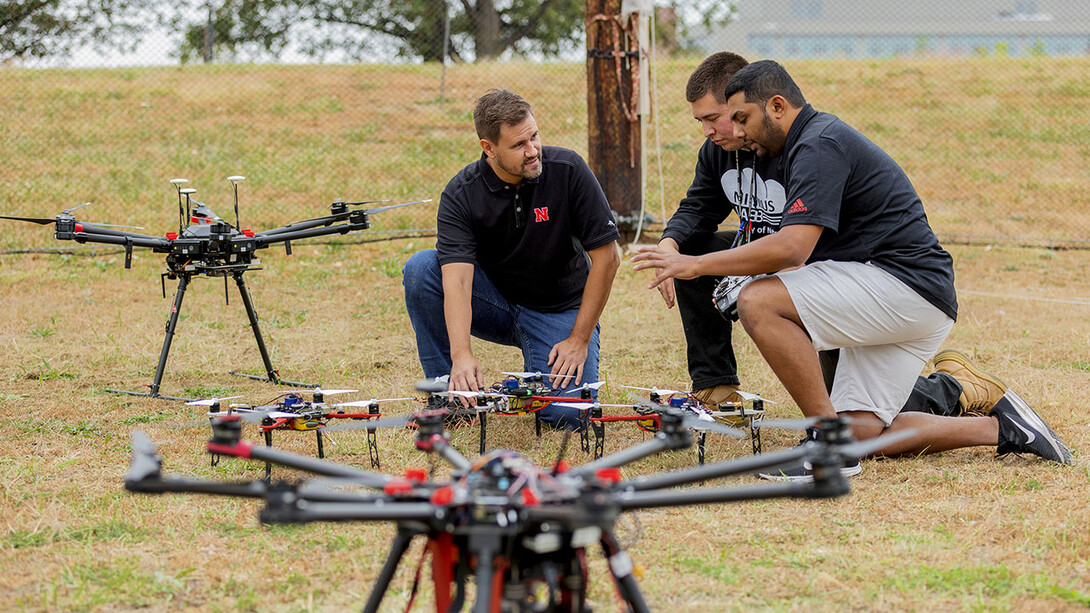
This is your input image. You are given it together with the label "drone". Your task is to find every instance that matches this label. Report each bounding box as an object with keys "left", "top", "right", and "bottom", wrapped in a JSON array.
[
  {"left": 582, "top": 384, "right": 770, "bottom": 463},
  {"left": 124, "top": 380, "right": 915, "bottom": 612},
  {"left": 433, "top": 371, "right": 605, "bottom": 456},
  {"left": 0, "top": 176, "right": 428, "bottom": 399},
  {"left": 195, "top": 387, "right": 415, "bottom": 477}
]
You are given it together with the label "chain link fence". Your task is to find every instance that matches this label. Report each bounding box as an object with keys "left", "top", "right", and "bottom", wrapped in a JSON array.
[{"left": 2, "top": 1, "right": 1088, "bottom": 253}]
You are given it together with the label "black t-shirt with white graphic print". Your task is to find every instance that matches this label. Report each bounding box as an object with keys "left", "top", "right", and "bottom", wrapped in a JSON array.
[
  {"left": 436, "top": 146, "right": 620, "bottom": 312},
  {"left": 662, "top": 139, "right": 786, "bottom": 249},
  {"left": 778, "top": 105, "right": 958, "bottom": 320}
]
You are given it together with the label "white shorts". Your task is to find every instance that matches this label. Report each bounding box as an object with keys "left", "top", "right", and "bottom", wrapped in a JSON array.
[{"left": 776, "top": 260, "right": 954, "bottom": 425}]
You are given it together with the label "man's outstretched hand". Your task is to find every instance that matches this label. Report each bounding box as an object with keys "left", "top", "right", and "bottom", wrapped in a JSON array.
[{"left": 631, "top": 245, "right": 702, "bottom": 290}]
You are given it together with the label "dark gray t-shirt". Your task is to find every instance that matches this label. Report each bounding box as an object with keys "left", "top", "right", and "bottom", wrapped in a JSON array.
[
  {"left": 779, "top": 105, "right": 958, "bottom": 320},
  {"left": 662, "top": 141, "right": 787, "bottom": 249},
  {"left": 436, "top": 146, "right": 619, "bottom": 312}
]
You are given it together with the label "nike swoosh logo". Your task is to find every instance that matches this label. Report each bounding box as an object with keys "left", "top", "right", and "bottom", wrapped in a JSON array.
[{"left": 1012, "top": 420, "right": 1036, "bottom": 444}]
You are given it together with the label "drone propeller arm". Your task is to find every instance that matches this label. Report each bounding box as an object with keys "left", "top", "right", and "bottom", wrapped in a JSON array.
[
  {"left": 256, "top": 213, "right": 353, "bottom": 237},
  {"left": 435, "top": 440, "right": 473, "bottom": 472},
  {"left": 125, "top": 474, "right": 271, "bottom": 498},
  {"left": 254, "top": 218, "right": 370, "bottom": 247},
  {"left": 568, "top": 436, "right": 677, "bottom": 479},
  {"left": 67, "top": 229, "right": 171, "bottom": 251},
  {"left": 615, "top": 476, "right": 849, "bottom": 511},
  {"left": 622, "top": 444, "right": 813, "bottom": 492},
  {"left": 209, "top": 439, "right": 394, "bottom": 490},
  {"left": 259, "top": 499, "right": 437, "bottom": 524}
]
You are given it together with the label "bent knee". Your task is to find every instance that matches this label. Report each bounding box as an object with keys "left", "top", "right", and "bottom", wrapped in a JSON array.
[
  {"left": 737, "top": 276, "right": 788, "bottom": 326},
  {"left": 402, "top": 249, "right": 439, "bottom": 289}
]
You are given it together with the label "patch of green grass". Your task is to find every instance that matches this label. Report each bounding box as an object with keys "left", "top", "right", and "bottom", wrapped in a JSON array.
[
  {"left": 371, "top": 257, "right": 403, "bottom": 278},
  {"left": 6, "top": 520, "right": 146, "bottom": 548},
  {"left": 58, "top": 421, "right": 108, "bottom": 438},
  {"left": 118, "top": 410, "right": 172, "bottom": 425},
  {"left": 29, "top": 326, "right": 56, "bottom": 338},
  {"left": 886, "top": 564, "right": 1090, "bottom": 607},
  {"left": 266, "top": 308, "right": 309, "bottom": 329},
  {"left": 44, "top": 559, "right": 191, "bottom": 609},
  {"left": 20, "top": 359, "right": 76, "bottom": 381},
  {"left": 183, "top": 384, "right": 241, "bottom": 399}
]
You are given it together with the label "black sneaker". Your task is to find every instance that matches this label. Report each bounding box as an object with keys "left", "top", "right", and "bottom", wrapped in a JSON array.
[
  {"left": 991, "top": 390, "right": 1073, "bottom": 465},
  {"left": 758, "top": 427, "right": 863, "bottom": 482}
]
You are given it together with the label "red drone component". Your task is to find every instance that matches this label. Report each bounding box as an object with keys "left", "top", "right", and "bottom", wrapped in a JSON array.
[
  {"left": 74, "top": 223, "right": 85, "bottom": 233},
  {"left": 553, "top": 460, "right": 571, "bottom": 474},
  {"left": 430, "top": 486, "right": 454, "bottom": 505},
  {"left": 404, "top": 468, "right": 428, "bottom": 483},
  {"left": 242, "top": 229, "right": 254, "bottom": 237},
  {"left": 165, "top": 232, "right": 178, "bottom": 240},
  {"left": 595, "top": 467, "right": 622, "bottom": 483},
  {"left": 415, "top": 433, "right": 446, "bottom": 452},
  {"left": 520, "top": 488, "right": 540, "bottom": 507},
  {"left": 207, "top": 440, "right": 253, "bottom": 459},
  {"left": 384, "top": 478, "right": 414, "bottom": 495}
]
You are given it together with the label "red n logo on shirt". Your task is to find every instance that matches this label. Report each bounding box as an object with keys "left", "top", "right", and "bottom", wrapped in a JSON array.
[{"left": 534, "top": 207, "right": 550, "bottom": 222}]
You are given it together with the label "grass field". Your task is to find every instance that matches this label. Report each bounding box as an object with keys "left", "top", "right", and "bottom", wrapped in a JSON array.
[{"left": 1, "top": 59, "right": 1089, "bottom": 611}]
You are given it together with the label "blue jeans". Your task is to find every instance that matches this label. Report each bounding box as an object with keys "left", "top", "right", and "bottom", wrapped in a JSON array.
[{"left": 402, "top": 249, "right": 599, "bottom": 429}]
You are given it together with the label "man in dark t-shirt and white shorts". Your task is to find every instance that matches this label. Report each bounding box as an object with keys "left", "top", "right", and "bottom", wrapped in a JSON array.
[{"left": 633, "top": 61, "right": 1071, "bottom": 477}]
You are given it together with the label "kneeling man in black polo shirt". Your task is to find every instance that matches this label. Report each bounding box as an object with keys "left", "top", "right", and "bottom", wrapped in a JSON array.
[
  {"left": 633, "top": 60, "right": 1071, "bottom": 476},
  {"left": 403, "top": 88, "right": 621, "bottom": 429}
]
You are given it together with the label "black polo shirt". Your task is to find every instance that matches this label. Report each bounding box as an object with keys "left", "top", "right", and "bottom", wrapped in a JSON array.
[
  {"left": 779, "top": 105, "right": 958, "bottom": 320},
  {"left": 436, "top": 146, "right": 619, "bottom": 312}
]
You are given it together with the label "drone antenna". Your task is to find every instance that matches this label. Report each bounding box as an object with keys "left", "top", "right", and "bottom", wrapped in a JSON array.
[
  {"left": 180, "top": 188, "right": 197, "bottom": 224},
  {"left": 226, "top": 176, "right": 245, "bottom": 229},
  {"left": 170, "top": 179, "right": 188, "bottom": 234}
]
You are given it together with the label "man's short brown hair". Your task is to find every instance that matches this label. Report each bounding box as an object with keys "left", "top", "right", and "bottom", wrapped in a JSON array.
[
  {"left": 473, "top": 89, "right": 534, "bottom": 143},
  {"left": 685, "top": 52, "right": 749, "bottom": 103}
]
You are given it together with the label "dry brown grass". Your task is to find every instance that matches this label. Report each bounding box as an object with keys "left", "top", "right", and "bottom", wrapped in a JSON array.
[
  {"left": 1, "top": 238, "right": 1088, "bottom": 612},
  {"left": 0, "top": 59, "right": 1088, "bottom": 611}
]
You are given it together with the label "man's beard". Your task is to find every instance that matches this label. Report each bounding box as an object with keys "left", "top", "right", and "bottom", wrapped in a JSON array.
[
  {"left": 497, "top": 156, "right": 542, "bottom": 180},
  {"left": 758, "top": 109, "right": 786, "bottom": 155}
]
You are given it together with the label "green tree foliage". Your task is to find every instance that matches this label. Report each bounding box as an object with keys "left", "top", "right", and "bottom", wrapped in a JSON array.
[
  {"left": 1, "top": 0, "right": 155, "bottom": 62},
  {"left": 169, "top": 0, "right": 585, "bottom": 64}
]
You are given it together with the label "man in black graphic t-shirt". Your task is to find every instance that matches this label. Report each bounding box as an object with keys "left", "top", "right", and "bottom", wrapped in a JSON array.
[
  {"left": 635, "top": 60, "right": 1071, "bottom": 476},
  {"left": 658, "top": 52, "right": 787, "bottom": 406}
]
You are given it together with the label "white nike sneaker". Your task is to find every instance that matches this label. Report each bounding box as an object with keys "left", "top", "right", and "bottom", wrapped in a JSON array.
[{"left": 990, "top": 390, "right": 1073, "bottom": 465}]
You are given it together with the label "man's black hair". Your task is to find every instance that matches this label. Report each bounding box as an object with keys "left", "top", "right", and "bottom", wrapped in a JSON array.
[{"left": 724, "top": 60, "right": 807, "bottom": 108}]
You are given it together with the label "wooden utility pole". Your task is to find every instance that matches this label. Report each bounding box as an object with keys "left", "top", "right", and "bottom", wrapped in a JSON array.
[{"left": 585, "top": 0, "right": 641, "bottom": 242}]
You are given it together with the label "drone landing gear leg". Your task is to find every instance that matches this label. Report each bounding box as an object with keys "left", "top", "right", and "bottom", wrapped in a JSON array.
[
  {"left": 263, "top": 429, "right": 273, "bottom": 481},
  {"left": 580, "top": 412, "right": 590, "bottom": 454},
  {"left": 601, "top": 530, "right": 651, "bottom": 613},
  {"left": 469, "top": 534, "right": 502, "bottom": 613},
  {"left": 751, "top": 399, "right": 764, "bottom": 455},
  {"left": 367, "top": 429, "right": 381, "bottom": 469},
  {"left": 479, "top": 412, "right": 487, "bottom": 456},
  {"left": 105, "top": 273, "right": 192, "bottom": 400},
  {"left": 593, "top": 406, "right": 606, "bottom": 460},
  {"left": 228, "top": 272, "right": 316, "bottom": 388},
  {"left": 362, "top": 528, "right": 417, "bottom": 613},
  {"left": 316, "top": 428, "right": 325, "bottom": 459},
  {"left": 697, "top": 431, "right": 707, "bottom": 466}
]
